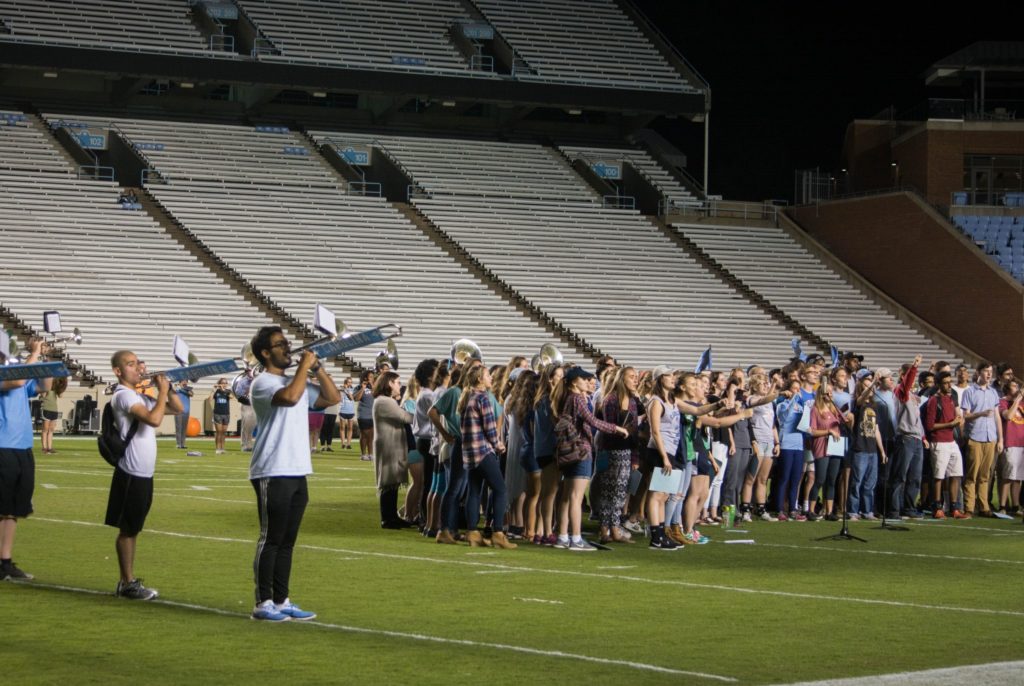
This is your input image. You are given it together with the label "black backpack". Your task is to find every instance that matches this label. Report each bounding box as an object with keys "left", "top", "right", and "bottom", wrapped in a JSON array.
[{"left": 97, "top": 400, "right": 138, "bottom": 468}]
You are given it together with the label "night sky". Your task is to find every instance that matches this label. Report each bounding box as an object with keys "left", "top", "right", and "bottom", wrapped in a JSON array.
[{"left": 633, "top": 1, "right": 1018, "bottom": 202}]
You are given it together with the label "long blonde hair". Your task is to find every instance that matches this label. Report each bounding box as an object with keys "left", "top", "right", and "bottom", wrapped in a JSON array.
[
  {"left": 401, "top": 375, "right": 420, "bottom": 407},
  {"left": 607, "top": 366, "right": 636, "bottom": 412},
  {"left": 457, "top": 365, "right": 488, "bottom": 415}
]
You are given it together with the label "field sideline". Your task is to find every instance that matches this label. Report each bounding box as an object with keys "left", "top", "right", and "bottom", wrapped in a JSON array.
[{"left": 3, "top": 437, "right": 1023, "bottom": 685}]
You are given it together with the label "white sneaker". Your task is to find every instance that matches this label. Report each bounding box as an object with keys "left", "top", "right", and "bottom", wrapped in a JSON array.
[
  {"left": 741, "top": 511, "right": 753, "bottom": 523},
  {"left": 759, "top": 511, "right": 777, "bottom": 522},
  {"left": 622, "top": 520, "right": 644, "bottom": 534}
]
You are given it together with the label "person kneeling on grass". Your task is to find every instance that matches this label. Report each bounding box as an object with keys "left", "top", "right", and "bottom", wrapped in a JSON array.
[{"left": 105, "top": 350, "right": 183, "bottom": 600}]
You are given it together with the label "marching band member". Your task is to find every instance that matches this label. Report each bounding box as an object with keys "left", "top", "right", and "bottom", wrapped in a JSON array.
[
  {"left": 0, "top": 339, "right": 53, "bottom": 580},
  {"left": 105, "top": 350, "right": 183, "bottom": 600},
  {"left": 247, "top": 326, "right": 340, "bottom": 621}
]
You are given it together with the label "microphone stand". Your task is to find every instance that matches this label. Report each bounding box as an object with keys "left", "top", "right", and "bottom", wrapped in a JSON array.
[{"left": 874, "top": 438, "right": 909, "bottom": 531}]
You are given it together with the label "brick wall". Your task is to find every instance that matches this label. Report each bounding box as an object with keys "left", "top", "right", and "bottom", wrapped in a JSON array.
[{"left": 789, "top": 193, "right": 1024, "bottom": 368}]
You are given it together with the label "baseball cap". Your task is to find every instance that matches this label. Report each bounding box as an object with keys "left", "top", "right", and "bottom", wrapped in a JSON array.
[
  {"left": 651, "top": 365, "right": 674, "bottom": 383},
  {"left": 843, "top": 351, "right": 865, "bottom": 362},
  {"left": 564, "top": 367, "right": 595, "bottom": 384},
  {"left": 855, "top": 369, "right": 874, "bottom": 381},
  {"left": 508, "top": 367, "right": 527, "bottom": 382}
]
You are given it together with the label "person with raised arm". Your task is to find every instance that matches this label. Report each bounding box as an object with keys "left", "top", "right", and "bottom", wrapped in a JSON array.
[
  {"left": 104, "top": 349, "right": 183, "bottom": 599},
  {"left": 246, "top": 326, "right": 340, "bottom": 621}
]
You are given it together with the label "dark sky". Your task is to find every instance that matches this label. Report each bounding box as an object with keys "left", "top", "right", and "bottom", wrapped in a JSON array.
[{"left": 632, "top": 1, "right": 1019, "bottom": 202}]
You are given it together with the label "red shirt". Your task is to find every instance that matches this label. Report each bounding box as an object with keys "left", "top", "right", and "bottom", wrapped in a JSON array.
[
  {"left": 924, "top": 393, "right": 957, "bottom": 443},
  {"left": 1000, "top": 396, "right": 1024, "bottom": 448},
  {"left": 810, "top": 405, "right": 840, "bottom": 458}
]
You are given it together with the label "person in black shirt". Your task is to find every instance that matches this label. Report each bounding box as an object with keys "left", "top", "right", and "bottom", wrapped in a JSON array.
[{"left": 211, "top": 378, "right": 232, "bottom": 455}]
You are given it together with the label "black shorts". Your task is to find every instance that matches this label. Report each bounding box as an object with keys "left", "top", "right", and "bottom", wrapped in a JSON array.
[
  {"left": 696, "top": 452, "right": 714, "bottom": 477},
  {"left": 42, "top": 409, "right": 59, "bottom": 421},
  {"left": 536, "top": 453, "right": 554, "bottom": 469},
  {"left": 105, "top": 468, "right": 154, "bottom": 537},
  {"left": 339, "top": 412, "right": 354, "bottom": 420},
  {"left": 0, "top": 448, "right": 35, "bottom": 518},
  {"left": 357, "top": 417, "right": 373, "bottom": 431}
]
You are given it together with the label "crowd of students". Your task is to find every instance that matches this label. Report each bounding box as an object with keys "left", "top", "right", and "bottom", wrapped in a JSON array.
[{"left": 369, "top": 351, "right": 1024, "bottom": 551}]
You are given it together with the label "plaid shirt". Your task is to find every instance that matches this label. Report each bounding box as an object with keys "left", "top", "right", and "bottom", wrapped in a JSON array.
[{"left": 461, "top": 391, "right": 499, "bottom": 466}]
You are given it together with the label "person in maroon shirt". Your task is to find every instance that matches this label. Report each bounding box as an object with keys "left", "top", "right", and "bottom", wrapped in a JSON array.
[{"left": 923, "top": 372, "right": 967, "bottom": 519}]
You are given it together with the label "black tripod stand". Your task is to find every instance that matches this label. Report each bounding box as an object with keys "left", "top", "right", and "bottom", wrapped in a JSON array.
[
  {"left": 874, "top": 450, "right": 909, "bottom": 531},
  {"left": 817, "top": 469, "right": 866, "bottom": 542}
]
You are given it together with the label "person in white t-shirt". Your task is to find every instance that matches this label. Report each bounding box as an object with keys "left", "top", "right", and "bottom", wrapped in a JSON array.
[
  {"left": 104, "top": 350, "right": 182, "bottom": 601},
  {"left": 247, "top": 326, "right": 340, "bottom": 622}
]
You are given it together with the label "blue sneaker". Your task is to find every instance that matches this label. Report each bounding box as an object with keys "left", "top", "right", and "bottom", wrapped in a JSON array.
[
  {"left": 275, "top": 598, "right": 316, "bottom": 621},
  {"left": 252, "top": 600, "right": 291, "bottom": 622}
]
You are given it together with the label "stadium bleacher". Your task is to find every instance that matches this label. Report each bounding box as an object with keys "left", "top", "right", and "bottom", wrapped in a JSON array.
[
  {"left": 951, "top": 214, "right": 1024, "bottom": 283},
  {"left": 305, "top": 129, "right": 805, "bottom": 367},
  {"left": 0, "top": 0, "right": 215, "bottom": 54},
  {"left": 473, "top": 0, "right": 694, "bottom": 92},
  {"left": 0, "top": 173, "right": 276, "bottom": 388},
  {"left": 671, "top": 221, "right": 960, "bottom": 364},
  {"left": 238, "top": 0, "right": 479, "bottom": 74},
  {"left": 43, "top": 115, "right": 588, "bottom": 370},
  {"left": 557, "top": 142, "right": 697, "bottom": 208}
]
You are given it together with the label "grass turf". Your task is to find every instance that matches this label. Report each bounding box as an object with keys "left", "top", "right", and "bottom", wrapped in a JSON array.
[{"left": 3, "top": 437, "right": 1024, "bottom": 685}]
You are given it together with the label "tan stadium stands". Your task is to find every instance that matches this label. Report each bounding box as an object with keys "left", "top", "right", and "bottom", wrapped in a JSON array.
[{"left": 672, "top": 222, "right": 960, "bottom": 366}]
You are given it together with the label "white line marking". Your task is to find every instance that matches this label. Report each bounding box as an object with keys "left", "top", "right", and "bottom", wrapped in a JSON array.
[
  {"left": 476, "top": 569, "right": 520, "bottom": 575},
  {"left": 34, "top": 517, "right": 1024, "bottom": 619},
  {"left": 164, "top": 460, "right": 178, "bottom": 464},
  {"left": 9, "top": 580, "right": 731, "bottom": 680},
  {"left": 514, "top": 597, "right": 564, "bottom": 605},
  {"left": 780, "top": 659, "right": 1024, "bottom": 686},
  {"left": 903, "top": 521, "right": 1024, "bottom": 535},
  {"left": 465, "top": 552, "right": 497, "bottom": 556},
  {"left": 760, "top": 542, "right": 1024, "bottom": 566},
  {"left": 190, "top": 485, "right": 212, "bottom": 491},
  {"left": 597, "top": 565, "right": 636, "bottom": 570},
  {"left": 41, "top": 483, "right": 58, "bottom": 489}
]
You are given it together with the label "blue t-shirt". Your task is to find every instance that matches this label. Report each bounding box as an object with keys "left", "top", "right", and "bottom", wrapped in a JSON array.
[
  {"left": 0, "top": 380, "right": 38, "bottom": 449},
  {"left": 777, "top": 394, "right": 807, "bottom": 451},
  {"left": 176, "top": 389, "right": 192, "bottom": 414}
]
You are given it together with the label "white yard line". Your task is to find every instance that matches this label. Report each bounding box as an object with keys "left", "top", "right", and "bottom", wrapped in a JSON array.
[
  {"left": 8, "top": 579, "right": 732, "bottom": 681},
  {"left": 32, "top": 517, "right": 1024, "bottom": 619},
  {"left": 759, "top": 542, "right": 1024, "bottom": 566},
  {"left": 778, "top": 660, "right": 1024, "bottom": 686}
]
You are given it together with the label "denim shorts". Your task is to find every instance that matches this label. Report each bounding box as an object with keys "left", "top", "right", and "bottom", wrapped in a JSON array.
[
  {"left": 520, "top": 449, "right": 541, "bottom": 474},
  {"left": 559, "top": 456, "right": 592, "bottom": 480}
]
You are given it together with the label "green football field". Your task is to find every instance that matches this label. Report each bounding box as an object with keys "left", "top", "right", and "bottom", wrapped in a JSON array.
[{"left": 4, "top": 437, "right": 1024, "bottom": 685}]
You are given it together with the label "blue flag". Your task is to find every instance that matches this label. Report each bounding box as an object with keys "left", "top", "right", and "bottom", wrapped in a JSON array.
[
  {"left": 695, "top": 346, "right": 713, "bottom": 373},
  {"left": 830, "top": 345, "right": 840, "bottom": 369},
  {"left": 791, "top": 338, "right": 807, "bottom": 362}
]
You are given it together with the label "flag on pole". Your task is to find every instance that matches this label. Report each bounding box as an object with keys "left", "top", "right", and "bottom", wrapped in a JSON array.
[
  {"left": 830, "top": 345, "right": 840, "bottom": 369},
  {"left": 791, "top": 338, "right": 807, "bottom": 362},
  {"left": 695, "top": 346, "right": 713, "bottom": 373}
]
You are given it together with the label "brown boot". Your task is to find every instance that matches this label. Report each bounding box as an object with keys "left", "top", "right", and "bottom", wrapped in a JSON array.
[
  {"left": 491, "top": 531, "right": 518, "bottom": 549},
  {"left": 667, "top": 524, "right": 687, "bottom": 545},
  {"left": 435, "top": 530, "right": 457, "bottom": 545},
  {"left": 466, "top": 530, "right": 488, "bottom": 547}
]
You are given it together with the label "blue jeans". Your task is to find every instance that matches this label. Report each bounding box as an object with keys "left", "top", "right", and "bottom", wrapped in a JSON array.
[
  {"left": 441, "top": 438, "right": 467, "bottom": 532},
  {"left": 889, "top": 435, "right": 922, "bottom": 515},
  {"left": 899, "top": 435, "right": 924, "bottom": 513},
  {"left": 465, "top": 453, "right": 507, "bottom": 531},
  {"left": 849, "top": 451, "right": 878, "bottom": 515},
  {"left": 776, "top": 449, "right": 804, "bottom": 513}
]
